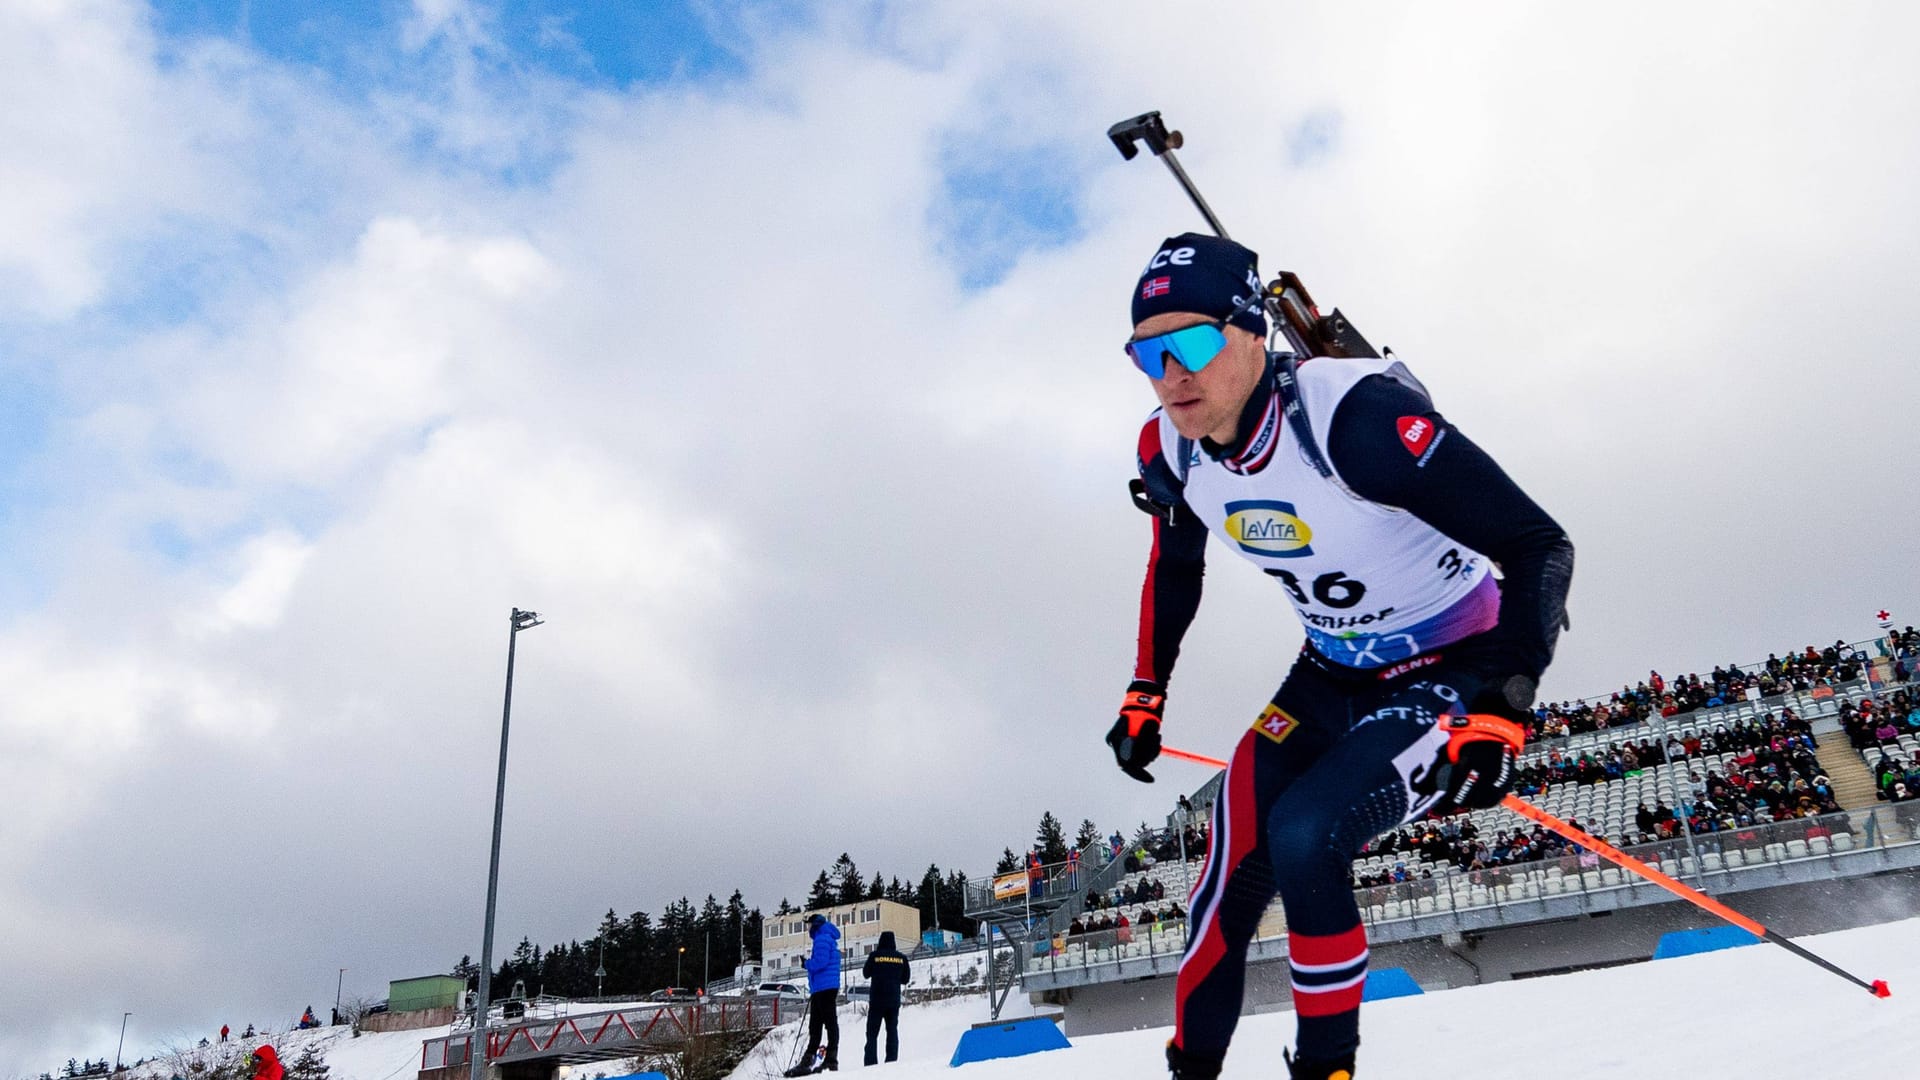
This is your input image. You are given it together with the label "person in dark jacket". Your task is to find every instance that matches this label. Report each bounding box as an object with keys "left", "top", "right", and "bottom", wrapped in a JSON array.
[
  {"left": 861, "top": 931, "right": 912, "bottom": 1065},
  {"left": 786, "top": 913, "right": 842, "bottom": 1076}
]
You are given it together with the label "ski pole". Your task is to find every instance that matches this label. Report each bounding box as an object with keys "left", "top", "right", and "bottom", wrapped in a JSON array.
[
  {"left": 1161, "top": 743, "right": 1891, "bottom": 999},
  {"left": 1498, "top": 793, "right": 1888, "bottom": 997}
]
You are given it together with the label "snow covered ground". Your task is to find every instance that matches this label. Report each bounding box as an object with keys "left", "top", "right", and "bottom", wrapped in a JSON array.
[
  {"left": 731, "top": 917, "right": 1920, "bottom": 1080},
  {"left": 110, "top": 918, "right": 1919, "bottom": 1080}
]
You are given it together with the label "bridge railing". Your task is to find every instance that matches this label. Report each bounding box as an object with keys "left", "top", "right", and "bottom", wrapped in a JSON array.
[{"left": 420, "top": 997, "right": 793, "bottom": 1069}]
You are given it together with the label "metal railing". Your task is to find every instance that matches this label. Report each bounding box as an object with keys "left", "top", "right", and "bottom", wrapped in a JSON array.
[
  {"left": 962, "top": 841, "right": 1113, "bottom": 915},
  {"left": 1020, "top": 804, "right": 1920, "bottom": 981},
  {"left": 420, "top": 997, "right": 790, "bottom": 1069}
]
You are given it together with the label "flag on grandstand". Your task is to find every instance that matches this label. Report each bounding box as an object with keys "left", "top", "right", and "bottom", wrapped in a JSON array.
[{"left": 1877, "top": 608, "right": 1894, "bottom": 630}]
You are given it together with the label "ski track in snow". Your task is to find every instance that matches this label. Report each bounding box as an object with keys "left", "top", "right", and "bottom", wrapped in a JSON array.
[{"left": 107, "top": 918, "right": 1920, "bottom": 1080}]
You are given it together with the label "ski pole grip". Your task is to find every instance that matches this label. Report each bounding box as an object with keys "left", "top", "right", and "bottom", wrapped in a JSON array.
[{"left": 1108, "top": 111, "right": 1181, "bottom": 160}]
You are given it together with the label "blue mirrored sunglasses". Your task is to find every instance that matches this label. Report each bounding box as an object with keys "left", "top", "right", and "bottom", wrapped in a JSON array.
[{"left": 1124, "top": 321, "right": 1228, "bottom": 379}]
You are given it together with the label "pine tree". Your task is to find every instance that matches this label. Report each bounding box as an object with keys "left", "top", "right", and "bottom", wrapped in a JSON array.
[
  {"left": 285, "top": 1044, "right": 330, "bottom": 1080},
  {"left": 866, "top": 871, "right": 885, "bottom": 901},
  {"left": 1035, "top": 810, "right": 1069, "bottom": 863},
  {"left": 916, "top": 864, "right": 943, "bottom": 931},
  {"left": 1075, "top": 818, "right": 1103, "bottom": 850},
  {"left": 832, "top": 853, "right": 864, "bottom": 905},
  {"left": 995, "top": 847, "right": 1020, "bottom": 874},
  {"left": 944, "top": 868, "right": 974, "bottom": 935},
  {"left": 745, "top": 905, "right": 765, "bottom": 961},
  {"left": 724, "top": 890, "right": 750, "bottom": 970},
  {"left": 806, "top": 871, "right": 837, "bottom": 910}
]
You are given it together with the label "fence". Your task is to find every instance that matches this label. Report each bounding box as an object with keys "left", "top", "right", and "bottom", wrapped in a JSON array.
[
  {"left": 420, "top": 997, "right": 790, "bottom": 1069},
  {"left": 1020, "top": 803, "right": 1920, "bottom": 982}
]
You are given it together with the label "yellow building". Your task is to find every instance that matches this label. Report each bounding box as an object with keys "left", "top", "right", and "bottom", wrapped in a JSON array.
[{"left": 763, "top": 898, "right": 921, "bottom": 978}]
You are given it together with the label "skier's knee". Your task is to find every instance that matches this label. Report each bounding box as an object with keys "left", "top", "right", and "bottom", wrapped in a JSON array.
[{"left": 1267, "top": 810, "right": 1347, "bottom": 893}]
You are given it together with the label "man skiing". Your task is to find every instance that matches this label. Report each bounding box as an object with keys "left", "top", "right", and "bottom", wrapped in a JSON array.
[
  {"left": 1105, "top": 233, "right": 1574, "bottom": 1080},
  {"left": 785, "top": 912, "right": 842, "bottom": 1076}
]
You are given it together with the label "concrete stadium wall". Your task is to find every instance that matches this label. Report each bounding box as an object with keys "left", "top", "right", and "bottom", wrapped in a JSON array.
[
  {"left": 364, "top": 1005, "right": 458, "bottom": 1033},
  {"left": 1047, "top": 867, "right": 1920, "bottom": 1037}
]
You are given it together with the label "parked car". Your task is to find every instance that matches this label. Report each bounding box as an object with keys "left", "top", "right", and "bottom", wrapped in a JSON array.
[
  {"left": 646, "top": 987, "right": 699, "bottom": 1004},
  {"left": 753, "top": 982, "right": 808, "bottom": 1003}
]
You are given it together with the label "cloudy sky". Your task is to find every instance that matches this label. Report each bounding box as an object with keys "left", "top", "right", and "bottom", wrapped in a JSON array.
[{"left": 5, "top": 0, "right": 1918, "bottom": 1071}]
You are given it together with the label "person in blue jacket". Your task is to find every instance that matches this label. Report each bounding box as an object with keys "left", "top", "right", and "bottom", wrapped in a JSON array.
[{"left": 786, "top": 913, "right": 842, "bottom": 1076}]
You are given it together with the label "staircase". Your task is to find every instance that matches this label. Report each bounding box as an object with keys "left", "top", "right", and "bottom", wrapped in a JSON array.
[{"left": 1815, "top": 740, "right": 1882, "bottom": 809}]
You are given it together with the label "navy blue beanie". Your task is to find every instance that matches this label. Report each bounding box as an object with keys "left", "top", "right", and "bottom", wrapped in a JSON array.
[{"left": 1131, "top": 232, "right": 1266, "bottom": 337}]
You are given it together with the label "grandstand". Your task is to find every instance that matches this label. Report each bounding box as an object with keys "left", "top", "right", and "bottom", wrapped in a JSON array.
[{"left": 969, "top": 630, "right": 1920, "bottom": 1033}]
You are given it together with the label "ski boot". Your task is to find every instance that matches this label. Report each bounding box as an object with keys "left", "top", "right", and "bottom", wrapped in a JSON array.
[
  {"left": 1165, "top": 1040, "right": 1222, "bottom": 1080},
  {"left": 1284, "top": 1047, "right": 1355, "bottom": 1080}
]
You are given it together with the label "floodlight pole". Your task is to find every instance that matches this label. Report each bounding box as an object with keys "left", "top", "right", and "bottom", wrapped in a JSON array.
[
  {"left": 471, "top": 607, "right": 543, "bottom": 1080},
  {"left": 116, "top": 1012, "right": 130, "bottom": 1070}
]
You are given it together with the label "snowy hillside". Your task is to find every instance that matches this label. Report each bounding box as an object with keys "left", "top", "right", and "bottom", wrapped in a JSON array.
[{"left": 108, "top": 919, "right": 1918, "bottom": 1080}]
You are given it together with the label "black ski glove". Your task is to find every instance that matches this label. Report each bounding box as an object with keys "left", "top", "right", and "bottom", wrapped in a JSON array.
[
  {"left": 1106, "top": 680, "right": 1165, "bottom": 783},
  {"left": 1428, "top": 714, "right": 1525, "bottom": 815}
]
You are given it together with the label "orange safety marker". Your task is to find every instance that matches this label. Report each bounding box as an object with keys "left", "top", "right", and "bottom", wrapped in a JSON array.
[{"left": 1161, "top": 741, "right": 1891, "bottom": 999}]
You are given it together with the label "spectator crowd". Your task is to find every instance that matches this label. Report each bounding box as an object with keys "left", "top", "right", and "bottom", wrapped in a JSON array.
[{"left": 1520, "top": 636, "right": 1894, "bottom": 745}]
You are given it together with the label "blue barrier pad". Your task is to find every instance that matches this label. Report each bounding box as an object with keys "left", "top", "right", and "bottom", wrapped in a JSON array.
[
  {"left": 1653, "top": 926, "right": 1761, "bottom": 959},
  {"left": 1361, "top": 967, "right": 1424, "bottom": 1001},
  {"left": 600, "top": 1073, "right": 668, "bottom": 1080},
  {"left": 950, "top": 1017, "right": 1071, "bottom": 1067}
]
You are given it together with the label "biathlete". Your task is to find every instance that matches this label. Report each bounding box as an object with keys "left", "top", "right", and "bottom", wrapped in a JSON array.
[{"left": 1104, "top": 234, "right": 1575, "bottom": 1080}]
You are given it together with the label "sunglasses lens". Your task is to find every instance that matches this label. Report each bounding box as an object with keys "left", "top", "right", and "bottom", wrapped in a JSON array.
[{"left": 1126, "top": 323, "right": 1227, "bottom": 378}]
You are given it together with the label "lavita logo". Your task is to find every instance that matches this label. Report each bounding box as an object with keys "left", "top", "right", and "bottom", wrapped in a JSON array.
[{"left": 1222, "top": 499, "right": 1314, "bottom": 558}]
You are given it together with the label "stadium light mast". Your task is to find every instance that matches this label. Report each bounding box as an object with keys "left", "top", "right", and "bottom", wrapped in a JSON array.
[{"left": 471, "top": 607, "right": 543, "bottom": 1080}]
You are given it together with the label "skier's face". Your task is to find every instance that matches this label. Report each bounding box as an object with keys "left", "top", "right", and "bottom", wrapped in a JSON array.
[{"left": 1133, "top": 312, "right": 1265, "bottom": 442}]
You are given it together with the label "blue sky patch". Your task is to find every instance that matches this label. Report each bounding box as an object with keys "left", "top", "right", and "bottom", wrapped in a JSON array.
[
  {"left": 1286, "top": 108, "right": 1342, "bottom": 168},
  {"left": 151, "top": 0, "right": 768, "bottom": 88},
  {"left": 932, "top": 145, "right": 1085, "bottom": 290}
]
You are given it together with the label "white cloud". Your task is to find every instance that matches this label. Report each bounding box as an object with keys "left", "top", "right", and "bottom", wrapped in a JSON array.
[{"left": 202, "top": 530, "right": 314, "bottom": 634}]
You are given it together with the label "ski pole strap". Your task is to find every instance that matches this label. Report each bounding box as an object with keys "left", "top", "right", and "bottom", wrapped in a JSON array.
[
  {"left": 1443, "top": 713, "right": 1527, "bottom": 764},
  {"left": 1272, "top": 350, "right": 1333, "bottom": 481}
]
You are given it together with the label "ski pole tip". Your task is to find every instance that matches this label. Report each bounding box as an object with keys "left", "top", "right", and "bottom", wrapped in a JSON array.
[{"left": 1870, "top": 979, "right": 1891, "bottom": 998}]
